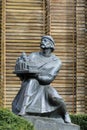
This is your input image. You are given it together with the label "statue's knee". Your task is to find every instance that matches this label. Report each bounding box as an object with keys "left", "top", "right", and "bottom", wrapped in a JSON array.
[
  {"left": 29, "top": 79, "right": 39, "bottom": 85},
  {"left": 52, "top": 97, "right": 65, "bottom": 106}
]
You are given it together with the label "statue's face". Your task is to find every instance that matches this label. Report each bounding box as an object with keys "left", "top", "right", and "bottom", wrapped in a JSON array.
[
  {"left": 40, "top": 38, "right": 53, "bottom": 57},
  {"left": 41, "top": 48, "right": 52, "bottom": 57},
  {"left": 40, "top": 38, "right": 52, "bottom": 49}
]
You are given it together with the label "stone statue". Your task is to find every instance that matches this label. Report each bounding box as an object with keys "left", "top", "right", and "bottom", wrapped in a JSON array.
[{"left": 12, "top": 35, "right": 71, "bottom": 123}]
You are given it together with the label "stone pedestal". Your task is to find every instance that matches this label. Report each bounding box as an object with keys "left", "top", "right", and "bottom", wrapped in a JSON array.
[{"left": 23, "top": 115, "right": 80, "bottom": 130}]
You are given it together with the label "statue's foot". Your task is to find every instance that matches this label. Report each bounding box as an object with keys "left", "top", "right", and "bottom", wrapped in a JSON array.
[
  {"left": 18, "top": 107, "right": 26, "bottom": 116},
  {"left": 64, "top": 112, "right": 71, "bottom": 123},
  {"left": 18, "top": 111, "right": 26, "bottom": 116}
]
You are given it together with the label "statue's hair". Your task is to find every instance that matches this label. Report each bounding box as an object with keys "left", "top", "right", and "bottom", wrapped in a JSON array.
[
  {"left": 41, "top": 35, "right": 55, "bottom": 51},
  {"left": 41, "top": 35, "right": 55, "bottom": 45}
]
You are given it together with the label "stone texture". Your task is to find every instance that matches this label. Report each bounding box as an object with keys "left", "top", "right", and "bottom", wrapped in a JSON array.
[{"left": 23, "top": 115, "right": 80, "bottom": 130}]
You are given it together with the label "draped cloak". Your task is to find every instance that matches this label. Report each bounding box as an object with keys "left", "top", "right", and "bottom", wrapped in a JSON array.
[{"left": 12, "top": 52, "right": 62, "bottom": 115}]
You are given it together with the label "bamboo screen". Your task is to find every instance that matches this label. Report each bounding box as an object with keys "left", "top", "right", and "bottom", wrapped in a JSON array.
[
  {"left": 0, "top": 0, "right": 87, "bottom": 113},
  {"left": 45, "top": 0, "right": 87, "bottom": 113},
  {"left": 45, "top": 0, "right": 77, "bottom": 113},
  {"left": 1, "top": 0, "right": 45, "bottom": 109},
  {"left": 47, "top": 0, "right": 87, "bottom": 112}
]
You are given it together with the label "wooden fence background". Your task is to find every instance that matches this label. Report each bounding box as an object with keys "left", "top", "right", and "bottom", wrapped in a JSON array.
[{"left": 0, "top": 0, "right": 87, "bottom": 114}]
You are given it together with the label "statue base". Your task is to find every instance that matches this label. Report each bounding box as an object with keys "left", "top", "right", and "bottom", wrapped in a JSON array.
[{"left": 23, "top": 115, "right": 80, "bottom": 130}]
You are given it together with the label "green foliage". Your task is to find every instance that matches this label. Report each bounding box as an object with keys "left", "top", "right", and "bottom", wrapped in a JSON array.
[
  {"left": 0, "top": 108, "right": 34, "bottom": 130},
  {"left": 70, "top": 114, "right": 87, "bottom": 130},
  {"left": 0, "top": 108, "right": 87, "bottom": 130}
]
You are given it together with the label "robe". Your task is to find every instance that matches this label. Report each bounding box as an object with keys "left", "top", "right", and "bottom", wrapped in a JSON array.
[{"left": 12, "top": 52, "right": 62, "bottom": 115}]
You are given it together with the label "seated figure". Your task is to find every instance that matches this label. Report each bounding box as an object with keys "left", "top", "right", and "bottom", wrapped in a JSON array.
[{"left": 12, "top": 35, "right": 71, "bottom": 123}]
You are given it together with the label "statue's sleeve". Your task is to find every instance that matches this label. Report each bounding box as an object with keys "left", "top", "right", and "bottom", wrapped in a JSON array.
[{"left": 37, "top": 58, "right": 62, "bottom": 85}]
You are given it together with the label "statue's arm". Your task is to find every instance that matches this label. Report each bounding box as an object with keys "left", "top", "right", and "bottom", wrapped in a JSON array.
[
  {"left": 37, "top": 74, "right": 54, "bottom": 84},
  {"left": 37, "top": 59, "right": 62, "bottom": 85},
  {"left": 16, "top": 73, "right": 25, "bottom": 81}
]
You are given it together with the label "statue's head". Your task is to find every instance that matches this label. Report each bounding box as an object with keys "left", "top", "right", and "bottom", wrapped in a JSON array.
[{"left": 40, "top": 35, "right": 55, "bottom": 51}]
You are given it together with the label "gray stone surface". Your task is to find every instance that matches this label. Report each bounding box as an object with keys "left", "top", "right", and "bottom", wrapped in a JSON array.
[{"left": 23, "top": 115, "right": 80, "bottom": 130}]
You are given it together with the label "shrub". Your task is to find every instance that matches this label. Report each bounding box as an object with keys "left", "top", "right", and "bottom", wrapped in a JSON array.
[
  {"left": 0, "top": 108, "right": 34, "bottom": 130},
  {"left": 70, "top": 114, "right": 87, "bottom": 130},
  {"left": 0, "top": 108, "right": 87, "bottom": 130}
]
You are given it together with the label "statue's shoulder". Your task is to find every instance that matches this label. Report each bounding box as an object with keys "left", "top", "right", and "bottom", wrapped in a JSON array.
[
  {"left": 52, "top": 54, "right": 62, "bottom": 66},
  {"left": 52, "top": 54, "right": 61, "bottom": 61},
  {"left": 28, "top": 52, "right": 39, "bottom": 59}
]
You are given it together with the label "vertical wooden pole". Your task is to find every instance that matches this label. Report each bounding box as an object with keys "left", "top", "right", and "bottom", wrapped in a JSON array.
[
  {"left": 72, "top": 0, "right": 76, "bottom": 113},
  {"left": 1, "top": 0, "right": 6, "bottom": 107},
  {"left": 49, "top": 0, "right": 51, "bottom": 35},
  {"left": 43, "top": 0, "right": 45, "bottom": 35},
  {"left": 45, "top": 0, "right": 51, "bottom": 35},
  {"left": 85, "top": 0, "right": 87, "bottom": 113}
]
